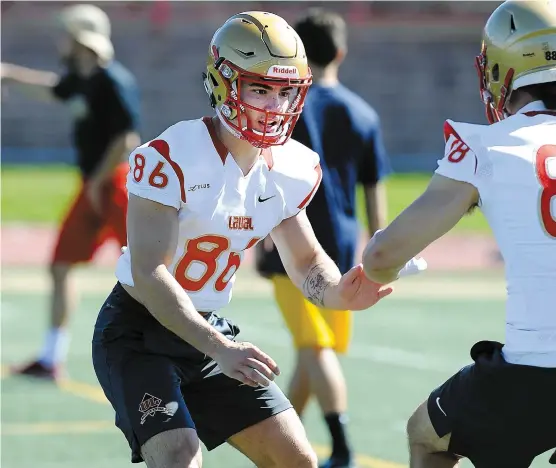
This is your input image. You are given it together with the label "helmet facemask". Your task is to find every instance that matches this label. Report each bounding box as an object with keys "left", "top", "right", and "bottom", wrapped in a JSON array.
[
  {"left": 475, "top": 43, "right": 515, "bottom": 124},
  {"left": 204, "top": 54, "right": 312, "bottom": 148}
]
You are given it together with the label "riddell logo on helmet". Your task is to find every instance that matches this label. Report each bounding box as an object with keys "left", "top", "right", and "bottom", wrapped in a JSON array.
[
  {"left": 272, "top": 66, "right": 296, "bottom": 74},
  {"left": 267, "top": 65, "right": 300, "bottom": 78}
]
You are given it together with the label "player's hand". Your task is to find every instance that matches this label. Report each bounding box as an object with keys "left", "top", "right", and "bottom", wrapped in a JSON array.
[
  {"left": 331, "top": 264, "right": 393, "bottom": 311},
  {"left": 86, "top": 179, "right": 103, "bottom": 214},
  {"left": 213, "top": 341, "right": 280, "bottom": 388},
  {"left": 0, "top": 63, "right": 12, "bottom": 80}
]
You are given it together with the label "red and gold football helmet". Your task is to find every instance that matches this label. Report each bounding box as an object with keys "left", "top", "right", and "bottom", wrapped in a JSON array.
[
  {"left": 203, "top": 11, "right": 312, "bottom": 148},
  {"left": 475, "top": 0, "right": 556, "bottom": 123}
]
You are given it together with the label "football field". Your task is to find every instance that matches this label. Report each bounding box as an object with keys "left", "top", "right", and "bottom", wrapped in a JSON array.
[
  {"left": 2, "top": 167, "right": 553, "bottom": 466},
  {"left": 2, "top": 265, "right": 554, "bottom": 468}
]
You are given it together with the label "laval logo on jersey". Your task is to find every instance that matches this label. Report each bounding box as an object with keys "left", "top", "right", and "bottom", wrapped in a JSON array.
[{"left": 228, "top": 216, "right": 254, "bottom": 231}]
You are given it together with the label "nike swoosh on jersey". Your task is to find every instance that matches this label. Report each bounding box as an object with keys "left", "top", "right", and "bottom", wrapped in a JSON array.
[{"left": 258, "top": 195, "right": 276, "bottom": 203}]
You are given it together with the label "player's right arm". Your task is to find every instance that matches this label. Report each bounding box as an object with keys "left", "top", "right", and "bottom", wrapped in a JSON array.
[
  {"left": 126, "top": 143, "right": 279, "bottom": 387},
  {"left": 362, "top": 121, "right": 480, "bottom": 283},
  {"left": 0, "top": 62, "right": 59, "bottom": 102},
  {"left": 127, "top": 194, "right": 230, "bottom": 358}
]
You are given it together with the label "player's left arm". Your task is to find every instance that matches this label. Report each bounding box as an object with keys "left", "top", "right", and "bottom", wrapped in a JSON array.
[
  {"left": 86, "top": 130, "right": 140, "bottom": 212},
  {"left": 364, "top": 182, "right": 388, "bottom": 236},
  {"left": 359, "top": 114, "right": 392, "bottom": 236},
  {"left": 271, "top": 210, "right": 393, "bottom": 311},
  {"left": 362, "top": 173, "right": 479, "bottom": 284},
  {"left": 86, "top": 76, "right": 141, "bottom": 209},
  {"left": 89, "top": 131, "right": 141, "bottom": 184}
]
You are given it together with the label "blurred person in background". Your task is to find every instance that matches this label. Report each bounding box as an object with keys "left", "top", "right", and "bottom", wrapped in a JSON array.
[
  {"left": 256, "top": 8, "right": 391, "bottom": 468},
  {"left": 1, "top": 4, "right": 141, "bottom": 382},
  {"left": 363, "top": 1, "right": 556, "bottom": 467}
]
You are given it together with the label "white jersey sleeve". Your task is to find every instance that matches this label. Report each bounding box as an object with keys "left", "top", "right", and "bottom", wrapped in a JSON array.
[
  {"left": 435, "top": 120, "right": 480, "bottom": 188},
  {"left": 278, "top": 144, "right": 322, "bottom": 219},
  {"left": 127, "top": 139, "right": 186, "bottom": 210}
]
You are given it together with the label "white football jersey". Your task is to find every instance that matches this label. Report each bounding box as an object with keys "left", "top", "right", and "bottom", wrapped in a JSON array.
[
  {"left": 435, "top": 101, "right": 556, "bottom": 367},
  {"left": 116, "top": 117, "right": 321, "bottom": 312}
]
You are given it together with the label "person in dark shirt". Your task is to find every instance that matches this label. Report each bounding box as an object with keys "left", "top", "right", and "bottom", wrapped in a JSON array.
[
  {"left": 256, "top": 8, "right": 391, "bottom": 468},
  {"left": 1, "top": 4, "right": 141, "bottom": 381}
]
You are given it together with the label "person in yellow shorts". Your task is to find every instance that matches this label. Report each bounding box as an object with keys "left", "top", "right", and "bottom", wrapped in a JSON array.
[
  {"left": 256, "top": 9, "right": 391, "bottom": 468},
  {"left": 272, "top": 275, "right": 352, "bottom": 354}
]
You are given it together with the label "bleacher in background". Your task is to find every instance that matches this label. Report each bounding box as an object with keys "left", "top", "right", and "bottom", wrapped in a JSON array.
[{"left": 1, "top": 1, "right": 502, "bottom": 172}]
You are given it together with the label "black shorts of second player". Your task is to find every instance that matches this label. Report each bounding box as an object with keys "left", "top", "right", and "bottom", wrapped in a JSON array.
[
  {"left": 428, "top": 340, "right": 556, "bottom": 468},
  {"left": 92, "top": 283, "right": 292, "bottom": 463}
]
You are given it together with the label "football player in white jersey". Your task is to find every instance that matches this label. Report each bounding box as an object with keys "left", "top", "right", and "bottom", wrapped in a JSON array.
[
  {"left": 90, "top": 11, "right": 412, "bottom": 468},
  {"left": 362, "top": 1, "right": 556, "bottom": 467}
]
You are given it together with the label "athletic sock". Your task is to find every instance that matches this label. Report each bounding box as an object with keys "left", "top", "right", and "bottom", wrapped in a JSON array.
[
  {"left": 39, "top": 328, "right": 70, "bottom": 368},
  {"left": 324, "top": 412, "right": 352, "bottom": 461}
]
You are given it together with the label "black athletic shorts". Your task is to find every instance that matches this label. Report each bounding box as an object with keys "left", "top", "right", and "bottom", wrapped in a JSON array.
[
  {"left": 428, "top": 340, "right": 556, "bottom": 467},
  {"left": 92, "top": 283, "right": 291, "bottom": 463}
]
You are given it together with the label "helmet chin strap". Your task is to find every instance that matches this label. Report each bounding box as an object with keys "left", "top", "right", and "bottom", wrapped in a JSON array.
[
  {"left": 483, "top": 92, "right": 498, "bottom": 124},
  {"left": 494, "top": 68, "right": 515, "bottom": 122},
  {"left": 216, "top": 105, "right": 291, "bottom": 147},
  {"left": 215, "top": 106, "right": 244, "bottom": 140}
]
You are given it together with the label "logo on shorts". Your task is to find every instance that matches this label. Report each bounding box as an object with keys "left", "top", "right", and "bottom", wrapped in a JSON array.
[{"left": 139, "top": 393, "right": 179, "bottom": 425}]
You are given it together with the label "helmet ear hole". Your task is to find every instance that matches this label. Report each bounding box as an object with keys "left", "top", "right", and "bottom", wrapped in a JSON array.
[{"left": 492, "top": 64, "right": 500, "bottom": 82}]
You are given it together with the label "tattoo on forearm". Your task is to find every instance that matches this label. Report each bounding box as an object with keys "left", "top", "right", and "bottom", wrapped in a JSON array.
[{"left": 303, "top": 265, "right": 329, "bottom": 307}]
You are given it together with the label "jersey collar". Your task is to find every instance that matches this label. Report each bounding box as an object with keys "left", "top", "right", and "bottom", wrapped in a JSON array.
[
  {"left": 202, "top": 116, "right": 273, "bottom": 170},
  {"left": 517, "top": 100, "right": 546, "bottom": 114}
]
